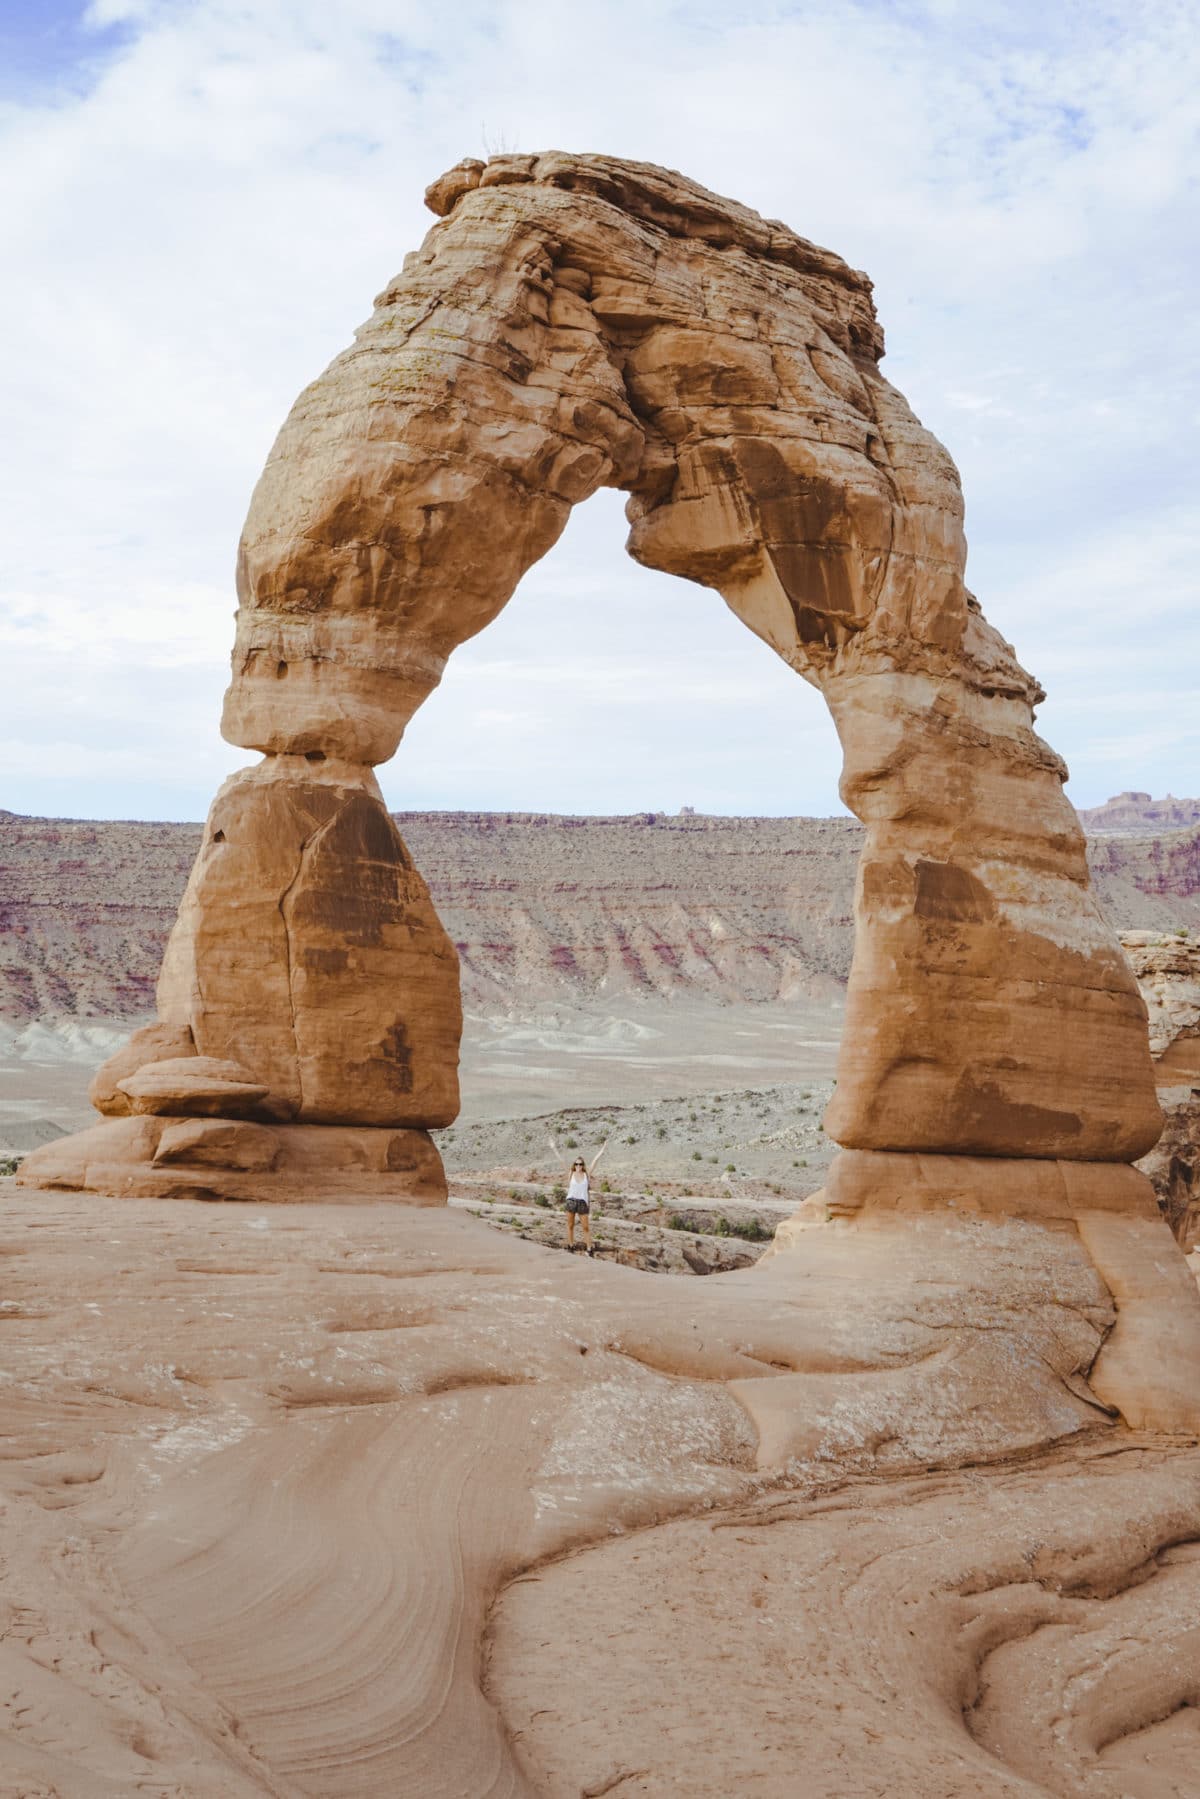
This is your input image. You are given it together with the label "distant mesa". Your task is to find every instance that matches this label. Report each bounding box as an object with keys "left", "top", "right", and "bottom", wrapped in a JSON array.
[
  {"left": 1077, "top": 791, "right": 1200, "bottom": 835},
  {"left": 3, "top": 807, "right": 1199, "bottom": 1024}
]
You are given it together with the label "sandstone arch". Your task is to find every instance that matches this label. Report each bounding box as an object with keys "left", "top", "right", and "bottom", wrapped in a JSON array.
[{"left": 23, "top": 153, "right": 1200, "bottom": 1430}]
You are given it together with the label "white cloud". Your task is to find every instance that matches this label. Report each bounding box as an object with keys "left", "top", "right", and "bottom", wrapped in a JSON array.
[{"left": 0, "top": 0, "right": 1196, "bottom": 819}]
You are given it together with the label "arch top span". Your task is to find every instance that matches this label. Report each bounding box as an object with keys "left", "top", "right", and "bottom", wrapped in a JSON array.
[{"left": 225, "top": 150, "right": 1032, "bottom": 770}]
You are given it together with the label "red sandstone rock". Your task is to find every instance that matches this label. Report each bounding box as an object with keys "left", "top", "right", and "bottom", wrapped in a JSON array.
[
  {"left": 20, "top": 1114, "right": 445, "bottom": 1203},
  {"left": 1123, "top": 930, "right": 1200, "bottom": 1246},
  {"left": 89, "top": 1020, "right": 197, "bottom": 1116},
  {"left": 20, "top": 156, "right": 1192, "bottom": 1426},
  {"left": 117, "top": 1057, "right": 269, "bottom": 1117},
  {"left": 156, "top": 758, "right": 461, "bottom": 1130},
  {"left": 220, "top": 151, "right": 1160, "bottom": 1162}
]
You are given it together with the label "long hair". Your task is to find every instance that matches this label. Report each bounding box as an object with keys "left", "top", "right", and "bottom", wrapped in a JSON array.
[{"left": 571, "top": 1156, "right": 588, "bottom": 1177}]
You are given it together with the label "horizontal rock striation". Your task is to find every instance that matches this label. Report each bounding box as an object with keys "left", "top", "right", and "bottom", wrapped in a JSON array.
[{"left": 3, "top": 808, "right": 1200, "bottom": 1022}]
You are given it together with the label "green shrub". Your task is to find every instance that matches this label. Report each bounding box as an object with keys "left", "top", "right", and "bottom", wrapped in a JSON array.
[
  {"left": 565, "top": 1136, "right": 578, "bottom": 1148},
  {"left": 534, "top": 1192, "right": 550, "bottom": 1208},
  {"left": 728, "top": 1217, "right": 772, "bottom": 1242},
  {"left": 692, "top": 1150, "right": 702, "bottom": 1161}
]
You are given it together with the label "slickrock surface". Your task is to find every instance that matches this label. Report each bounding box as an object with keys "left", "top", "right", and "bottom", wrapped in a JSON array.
[
  {"left": 4, "top": 1188, "right": 1200, "bottom": 1798},
  {"left": 1124, "top": 930, "right": 1200, "bottom": 1248},
  {"left": 490, "top": 1442, "right": 1200, "bottom": 1796},
  {"left": 4, "top": 807, "right": 1200, "bottom": 1026}
]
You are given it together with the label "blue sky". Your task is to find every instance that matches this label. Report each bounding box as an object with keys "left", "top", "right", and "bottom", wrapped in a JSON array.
[
  {"left": 1, "top": 0, "right": 1198, "bottom": 820},
  {"left": 0, "top": 0, "right": 134, "bottom": 95}
]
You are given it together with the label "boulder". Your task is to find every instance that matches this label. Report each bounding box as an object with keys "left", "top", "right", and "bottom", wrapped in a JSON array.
[
  {"left": 116, "top": 1057, "right": 270, "bottom": 1118},
  {"left": 89, "top": 1020, "right": 196, "bottom": 1117}
]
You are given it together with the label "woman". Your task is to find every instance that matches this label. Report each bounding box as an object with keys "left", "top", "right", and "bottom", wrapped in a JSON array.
[
  {"left": 564, "top": 1156, "right": 593, "bottom": 1255},
  {"left": 548, "top": 1134, "right": 608, "bottom": 1255}
]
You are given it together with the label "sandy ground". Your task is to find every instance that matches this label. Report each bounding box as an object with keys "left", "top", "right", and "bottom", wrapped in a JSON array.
[
  {"left": 3, "top": 1184, "right": 1200, "bottom": 1796},
  {"left": 0, "top": 997, "right": 843, "bottom": 1130},
  {"left": 455, "top": 996, "right": 844, "bottom": 1121}
]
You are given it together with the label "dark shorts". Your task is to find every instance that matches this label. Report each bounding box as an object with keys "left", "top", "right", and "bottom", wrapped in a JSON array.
[{"left": 565, "top": 1194, "right": 590, "bottom": 1214}]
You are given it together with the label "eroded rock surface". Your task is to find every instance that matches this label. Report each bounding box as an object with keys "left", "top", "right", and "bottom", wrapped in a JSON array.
[
  {"left": 1124, "top": 929, "right": 1200, "bottom": 1247},
  {"left": 223, "top": 149, "right": 1161, "bottom": 1164},
  {"left": 2, "top": 1190, "right": 1199, "bottom": 1798},
  {"left": 18, "top": 152, "right": 1200, "bottom": 1431}
]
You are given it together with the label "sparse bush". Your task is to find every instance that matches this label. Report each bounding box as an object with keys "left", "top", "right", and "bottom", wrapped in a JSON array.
[
  {"left": 624, "top": 1134, "right": 637, "bottom": 1145},
  {"left": 725, "top": 1163, "right": 736, "bottom": 1173},
  {"left": 601, "top": 1178, "right": 612, "bottom": 1193},
  {"left": 666, "top": 1213, "right": 690, "bottom": 1231},
  {"left": 692, "top": 1150, "right": 702, "bottom": 1161},
  {"left": 0, "top": 1156, "right": 21, "bottom": 1177},
  {"left": 565, "top": 1136, "right": 578, "bottom": 1149},
  {"left": 552, "top": 1183, "right": 566, "bottom": 1203},
  {"left": 729, "top": 1217, "right": 772, "bottom": 1242},
  {"left": 534, "top": 1192, "right": 550, "bottom": 1208}
]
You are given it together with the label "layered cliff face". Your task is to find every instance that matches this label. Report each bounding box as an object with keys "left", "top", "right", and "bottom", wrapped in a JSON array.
[{"left": 4, "top": 807, "right": 1200, "bottom": 1024}]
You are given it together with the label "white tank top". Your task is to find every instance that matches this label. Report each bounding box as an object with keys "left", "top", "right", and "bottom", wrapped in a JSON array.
[{"left": 567, "top": 1172, "right": 589, "bottom": 1199}]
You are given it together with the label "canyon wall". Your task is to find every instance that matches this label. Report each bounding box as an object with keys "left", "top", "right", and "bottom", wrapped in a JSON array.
[{"left": 3, "top": 807, "right": 1199, "bottom": 1023}]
